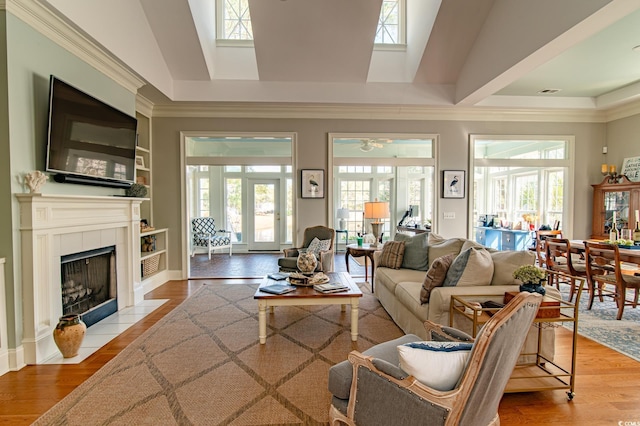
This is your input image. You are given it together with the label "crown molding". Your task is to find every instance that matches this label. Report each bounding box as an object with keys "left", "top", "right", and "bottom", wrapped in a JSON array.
[
  {"left": 4, "top": 0, "right": 145, "bottom": 93},
  {"left": 604, "top": 100, "right": 640, "bottom": 123},
  {"left": 135, "top": 95, "right": 154, "bottom": 118},
  {"left": 149, "top": 101, "right": 613, "bottom": 123}
]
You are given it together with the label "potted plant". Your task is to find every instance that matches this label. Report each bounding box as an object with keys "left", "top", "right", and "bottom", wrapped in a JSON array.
[{"left": 513, "top": 265, "right": 547, "bottom": 295}]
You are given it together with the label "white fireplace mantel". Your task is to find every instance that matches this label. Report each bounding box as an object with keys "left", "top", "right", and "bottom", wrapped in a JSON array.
[{"left": 17, "top": 194, "right": 144, "bottom": 364}]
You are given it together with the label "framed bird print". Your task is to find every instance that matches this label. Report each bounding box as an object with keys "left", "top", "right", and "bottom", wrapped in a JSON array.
[
  {"left": 301, "top": 169, "right": 324, "bottom": 198},
  {"left": 442, "top": 170, "right": 465, "bottom": 198}
]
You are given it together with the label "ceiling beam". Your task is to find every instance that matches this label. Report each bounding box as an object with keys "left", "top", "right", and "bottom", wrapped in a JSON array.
[{"left": 454, "top": 0, "right": 640, "bottom": 105}]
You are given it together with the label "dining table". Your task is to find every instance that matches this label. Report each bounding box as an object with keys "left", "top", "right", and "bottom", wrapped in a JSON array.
[{"left": 570, "top": 239, "right": 640, "bottom": 272}]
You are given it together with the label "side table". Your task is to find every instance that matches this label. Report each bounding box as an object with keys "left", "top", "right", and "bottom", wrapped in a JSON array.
[
  {"left": 335, "top": 229, "right": 348, "bottom": 252},
  {"left": 345, "top": 244, "right": 378, "bottom": 291},
  {"left": 449, "top": 271, "right": 583, "bottom": 401}
]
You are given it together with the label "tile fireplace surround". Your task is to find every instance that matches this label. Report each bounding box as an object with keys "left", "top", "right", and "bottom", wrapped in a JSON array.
[{"left": 16, "top": 194, "right": 144, "bottom": 364}]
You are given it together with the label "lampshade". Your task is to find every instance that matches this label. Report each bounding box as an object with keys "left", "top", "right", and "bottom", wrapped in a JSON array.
[
  {"left": 337, "top": 208, "right": 350, "bottom": 219},
  {"left": 364, "top": 201, "right": 390, "bottom": 220}
]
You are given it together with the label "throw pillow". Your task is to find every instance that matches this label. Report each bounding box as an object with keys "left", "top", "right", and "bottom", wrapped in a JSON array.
[
  {"left": 307, "top": 237, "right": 331, "bottom": 257},
  {"left": 428, "top": 238, "right": 465, "bottom": 267},
  {"left": 428, "top": 232, "right": 446, "bottom": 244},
  {"left": 490, "top": 250, "right": 536, "bottom": 285},
  {"left": 397, "top": 341, "right": 473, "bottom": 391},
  {"left": 378, "top": 241, "right": 405, "bottom": 269},
  {"left": 394, "top": 232, "right": 430, "bottom": 271},
  {"left": 443, "top": 247, "right": 494, "bottom": 287},
  {"left": 420, "top": 253, "right": 456, "bottom": 304}
]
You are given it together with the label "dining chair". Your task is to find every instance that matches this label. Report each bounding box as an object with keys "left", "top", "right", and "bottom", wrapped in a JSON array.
[
  {"left": 545, "top": 238, "right": 586, "bottom": 302},
  {"left": 583, "top": 241, "right": 640, "bottom": 320},
  {"left": 533, "top": 230, "right": 563, "bottom": 275}
]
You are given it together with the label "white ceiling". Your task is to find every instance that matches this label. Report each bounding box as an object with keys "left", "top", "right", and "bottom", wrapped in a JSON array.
[{"left": 43, "top": 0, "right": 640, "bottom": 111}]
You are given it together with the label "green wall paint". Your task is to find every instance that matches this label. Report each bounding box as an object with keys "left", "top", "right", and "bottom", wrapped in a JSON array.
[{"left": 2, "top": 12, "right": 136, "bottom": 350}]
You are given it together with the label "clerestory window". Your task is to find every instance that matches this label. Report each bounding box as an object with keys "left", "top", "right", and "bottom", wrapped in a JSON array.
[
  {"left": 216, "top": 0, "right": 406, "bottom": 47},
  {"left": 217, "top": 0, "right": 253, "bottom": 44},
  {"left": 375, "top": 0, "right": 406, "bottom": 46}
]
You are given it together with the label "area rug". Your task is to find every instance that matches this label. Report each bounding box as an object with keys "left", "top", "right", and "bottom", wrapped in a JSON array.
[
  {"left": 559, "top": 284, "right": 640, "bottom": 362},
  {"left": 34, "top": 282, "right": 404, "bottom": 425}
]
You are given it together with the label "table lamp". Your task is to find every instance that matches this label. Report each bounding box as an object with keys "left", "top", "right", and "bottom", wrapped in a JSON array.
[
  {"left": 337, "top": 208, "right": 349, "bottom": 230},
  {"left": 364, "top": 200, "right": 389, "bottom": 247}
]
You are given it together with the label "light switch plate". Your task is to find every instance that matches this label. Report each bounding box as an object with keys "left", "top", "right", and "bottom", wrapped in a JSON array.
[{"left": 443, "top": 212, "right": 455, "bottom": 219}]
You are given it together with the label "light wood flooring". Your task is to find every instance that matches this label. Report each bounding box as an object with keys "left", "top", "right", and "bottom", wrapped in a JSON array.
[{"left": 1, "top": 271, "right": 639, "bottom": 424}]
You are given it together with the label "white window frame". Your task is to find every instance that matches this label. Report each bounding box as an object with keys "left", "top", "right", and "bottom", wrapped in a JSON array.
[
  {"left": 329, "top": 133, "right": 438, "bottom": 236},
  {"left": 375, "top": 0, "right": 407, "bottom": 49},
  {"left": 469, "top": 135, "right": 575, "bottom": 238},
  {"left": 216, "top": 0, "right": 254, "bottom": 46}
]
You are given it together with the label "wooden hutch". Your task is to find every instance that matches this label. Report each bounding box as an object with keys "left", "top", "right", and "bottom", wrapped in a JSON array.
[{"left": 591, "top": 175, "right": 640, "bottom": 239}]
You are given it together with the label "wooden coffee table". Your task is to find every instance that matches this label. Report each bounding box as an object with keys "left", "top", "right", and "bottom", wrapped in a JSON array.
[{"left": 254, "top": 272, "right": 363, "bottom": 344}]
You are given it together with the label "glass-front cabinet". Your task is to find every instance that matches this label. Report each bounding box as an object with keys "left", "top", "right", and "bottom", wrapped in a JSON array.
[{"left": 591, "top": 176, "right": 640, "bottom": 239}]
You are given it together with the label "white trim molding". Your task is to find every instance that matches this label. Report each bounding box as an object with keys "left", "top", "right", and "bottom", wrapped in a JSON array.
[{"left": 4, "top": 0, "right": 145, "bottom": 93}]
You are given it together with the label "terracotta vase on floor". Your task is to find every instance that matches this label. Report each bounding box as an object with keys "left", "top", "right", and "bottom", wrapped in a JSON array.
[{"left": 53, "top": 314, "right": 86, "bottom": 358}]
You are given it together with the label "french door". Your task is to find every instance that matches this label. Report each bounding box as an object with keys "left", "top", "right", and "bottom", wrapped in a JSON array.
[{"left": 248, "top": 179, "right": 281, "bottom": 250}]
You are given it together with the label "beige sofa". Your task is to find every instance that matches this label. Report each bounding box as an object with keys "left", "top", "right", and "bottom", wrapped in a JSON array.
[{"left": 373, "top": 233, "right": 558, "bottom": 360}]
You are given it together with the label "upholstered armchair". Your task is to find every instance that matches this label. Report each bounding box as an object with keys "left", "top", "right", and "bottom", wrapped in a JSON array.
[
  {"left": 191, "top": 217, "right": 232, "bottom": 259},
  {"left": 278, "top": 226, "right": 335, "bottom": 272},
  {"left": 328, "top": 292, "right": 542, "bottom": 426}
]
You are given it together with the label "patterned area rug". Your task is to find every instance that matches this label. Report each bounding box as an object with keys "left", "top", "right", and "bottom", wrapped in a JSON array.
[
  {"left": 559, "top": 284, "right": 640, "bottom": 361},
  {"left": 34, "top": 282, "right": 404, "bottom": 425}
]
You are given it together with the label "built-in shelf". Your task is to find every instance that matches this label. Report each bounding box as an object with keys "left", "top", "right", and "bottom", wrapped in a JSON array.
[{"left": 140, "top": 228, "right": 168, "bottom": 291}]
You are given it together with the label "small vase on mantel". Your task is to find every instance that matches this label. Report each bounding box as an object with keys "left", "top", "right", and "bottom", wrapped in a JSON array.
[{"left": 53, "top": 314, "right": 86, "bottom": 358}]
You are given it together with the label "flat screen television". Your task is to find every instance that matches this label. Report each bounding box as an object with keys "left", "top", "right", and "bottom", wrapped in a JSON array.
[{"left": 46, "top": 76, "right": 138, "bottom": 187}]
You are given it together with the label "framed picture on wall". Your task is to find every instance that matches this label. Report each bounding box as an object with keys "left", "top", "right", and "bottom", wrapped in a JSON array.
[
  {"left": 442, "top": 170, "right": 465, "bottom": 198},
  {"left": 301, "top": 169, "right": 324, "bottom": 198}
]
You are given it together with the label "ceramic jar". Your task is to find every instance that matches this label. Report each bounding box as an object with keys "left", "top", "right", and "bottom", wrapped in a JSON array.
[
  {"left": 297, "top": 249, "right": 318, "bottom": 274},
  {"left": 53, "top": 314, "right": 86, "bottom": 358}
]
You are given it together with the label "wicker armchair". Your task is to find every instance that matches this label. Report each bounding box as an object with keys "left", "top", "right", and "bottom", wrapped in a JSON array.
[
  {"left": 328, "top": 292, "right": 542, "bottom": 426},
  {"left": 278, "top": 226, "right": 335, "bottom": 272}
]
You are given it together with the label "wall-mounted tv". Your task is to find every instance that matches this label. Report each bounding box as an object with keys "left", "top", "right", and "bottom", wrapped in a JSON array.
[{"left": 46, "top": 76, "right": 138, "bottom": 188}]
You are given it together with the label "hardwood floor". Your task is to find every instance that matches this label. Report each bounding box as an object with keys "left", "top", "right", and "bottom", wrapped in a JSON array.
[{"left": 1, "top": 278, "right": 639, "bottom": 425}]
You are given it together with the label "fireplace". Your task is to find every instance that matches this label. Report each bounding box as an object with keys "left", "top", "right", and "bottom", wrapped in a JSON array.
[
  {"left": 61, "top": 246, "right": 118, "bottom": 327},
  {"left": 17, "top": 194, "right": 145, "bottom": 365}
]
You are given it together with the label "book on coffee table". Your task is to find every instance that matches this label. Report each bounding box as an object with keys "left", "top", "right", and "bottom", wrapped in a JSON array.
[
  {"left": 260, "top": 284, "right": 296, "bottom": 295},
  {"left": 267, "top": 272, "right": 289, "bottom": 281},
  {"left": 313, "top": 282, "right": 349, "bottom": 293}
]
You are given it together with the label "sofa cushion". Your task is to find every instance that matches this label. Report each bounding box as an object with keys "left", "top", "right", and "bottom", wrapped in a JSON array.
[
  {"left": 420, "top": 253, "right": 457, "bottom": 304},
  {"left": 428, "top": 238, "right": 465, "bottom": 267},
  {"left": 394, "top": 232, "right": 430, "bottom": 271},
  {"left": 490, "top": 250, "right": 536, "bottom": 285},
  {"left": 378, "top": 241, "right": 405, "bottom": 269},
  {"left": 376, "top": 267, "right": 427, "bottom": 295},
  {"left": 443, "top": 247, "right": 494, "bottom": 287},
  {"left": 395, "top": 281, "right": 430, "bottom": 323},
  {"left": 398, "top": 341, "right": 473, "bottom": 391}
]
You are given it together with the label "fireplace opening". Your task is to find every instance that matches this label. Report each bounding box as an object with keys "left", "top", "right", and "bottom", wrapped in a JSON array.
[{"left": 61, "top": 246, "right": 117, "bottom": 328}]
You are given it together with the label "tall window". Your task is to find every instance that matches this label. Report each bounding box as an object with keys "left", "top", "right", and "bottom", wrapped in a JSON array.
[
  {"left": 217, "top": 0, "right": 253, "bottom": 41},
  {"left": 376, "top": 0, "right": 405, "bottom": 45},
  {"left": 471, "top": 136, "right": 573, "bottom": 235},
  {"left": 332, "top": 134, "right": 436, "bottom": 242}
]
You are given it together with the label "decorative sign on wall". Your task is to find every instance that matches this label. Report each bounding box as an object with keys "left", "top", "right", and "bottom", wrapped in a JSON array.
[{"left": 621, "top": 156, "right": 640, "bottom": 182}]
